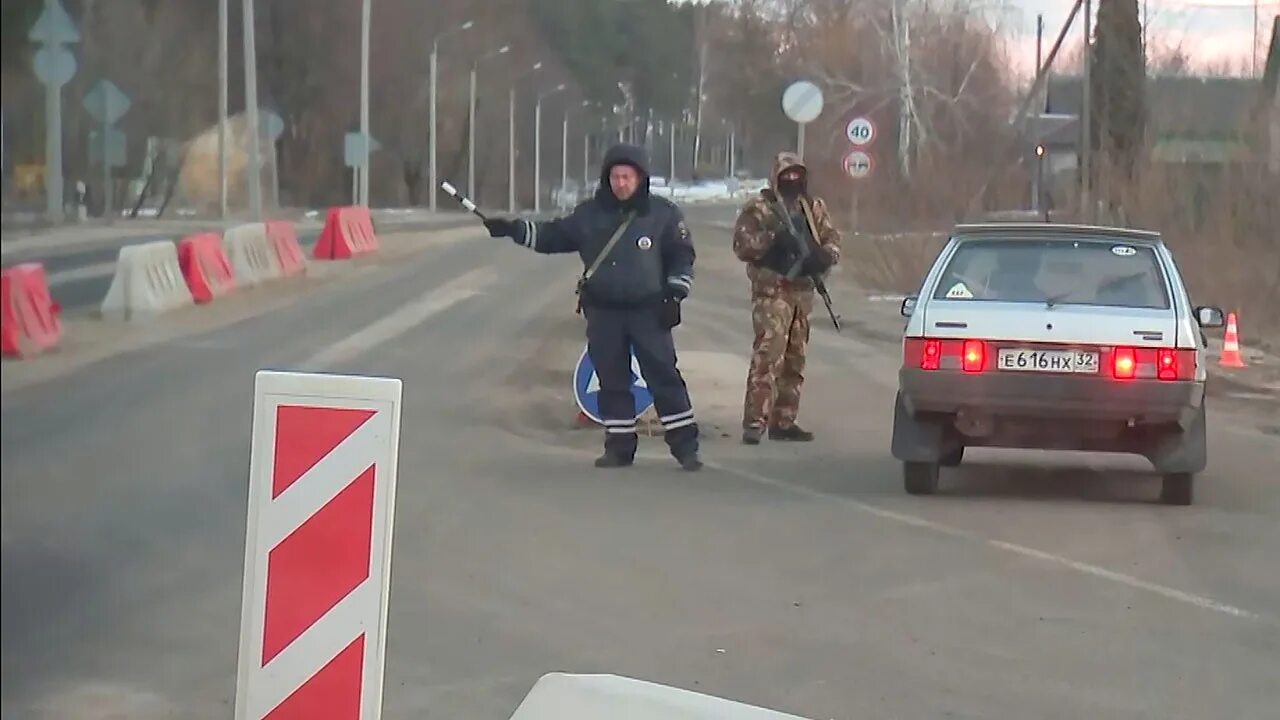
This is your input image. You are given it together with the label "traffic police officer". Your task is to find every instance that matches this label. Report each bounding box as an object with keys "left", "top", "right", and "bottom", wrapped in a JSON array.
[{"left": 482, "top": 143, "right": 703, "bottom": 471}]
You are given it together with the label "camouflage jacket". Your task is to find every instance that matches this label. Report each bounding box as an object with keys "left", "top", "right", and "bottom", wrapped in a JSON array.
[{"left": 732, "top": 153, "right": 842, "bottom": 297}]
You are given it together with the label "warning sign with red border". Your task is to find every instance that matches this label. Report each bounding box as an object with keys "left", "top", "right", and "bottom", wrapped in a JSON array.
[{"left": 235, "top": 370, "right": 403, "bottom": 720}]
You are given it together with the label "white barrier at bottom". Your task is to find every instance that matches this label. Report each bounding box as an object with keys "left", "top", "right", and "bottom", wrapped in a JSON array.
[
  {"left": 507, "top": 673, "right": 816, "bottom": 720},
  {"left": 99, "top": 240, "right": 194, "bottom": 321},
  {"left": 224, "top": 223, "right": 282, "bottom": 287}
]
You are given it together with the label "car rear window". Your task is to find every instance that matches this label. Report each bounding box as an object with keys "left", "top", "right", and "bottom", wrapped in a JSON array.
[{"left": 932, "top": 238, "right": 1171, "bottom": 309}]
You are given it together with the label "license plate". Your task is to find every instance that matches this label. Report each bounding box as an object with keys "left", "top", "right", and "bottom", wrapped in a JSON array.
[{"left": 997, "top": 348, "right": 1099, "bottom": 374}]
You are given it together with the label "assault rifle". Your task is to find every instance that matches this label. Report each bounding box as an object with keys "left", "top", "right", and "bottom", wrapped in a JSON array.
[{"left": 769, "top": 197, "right": 842, "bottom": 332}]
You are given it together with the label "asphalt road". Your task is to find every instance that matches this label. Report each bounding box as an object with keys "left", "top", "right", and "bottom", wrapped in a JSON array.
[
  {"left": 4, "top": 216, "right": 476, "bottom": 312},
  {"left": 2, "top": 209, "right": 1277, "bottom": 719}
]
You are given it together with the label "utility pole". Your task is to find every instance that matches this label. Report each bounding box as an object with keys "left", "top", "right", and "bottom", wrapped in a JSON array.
[
  {"left": 243, "top": 0, "right": 261, "bottom": 219},
  {"left": 534, "top": 84, "right": 565, "bottom": 214},
  {"left": 218, "top": 0, "right": 228, "bottom": 218},
  {"left": 1081, "top": 0, "right": 1093, "bottom": 223},
  {"left": 1036, "top": 14, "right": 1045, "bottom": 112}
]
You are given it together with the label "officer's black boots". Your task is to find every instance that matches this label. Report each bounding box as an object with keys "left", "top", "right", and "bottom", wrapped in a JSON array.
[
  {"left": 769, "top": 424, "right": 815, "bottom": 441},
  {"left": 677, "top": 453, "right": 703, "bottom": 472},
  {"left": 594, "top": 452, "right": 634, "bottom": 468}
]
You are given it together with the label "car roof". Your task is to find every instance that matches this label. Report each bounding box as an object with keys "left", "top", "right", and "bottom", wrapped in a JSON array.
[{"left": 950, "top": 222, "right": 1164, "bottom": 246}]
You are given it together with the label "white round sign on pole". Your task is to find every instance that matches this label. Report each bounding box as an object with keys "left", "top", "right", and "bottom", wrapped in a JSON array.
[
  {"left": 845, "top": 116, "right": 876, "bottom": 146},
  {"left": 782, "top": 81, "right": 824, "bottom": 124},
  {"left": 843, "top": 150, "right": 873, "bottom": 179}
]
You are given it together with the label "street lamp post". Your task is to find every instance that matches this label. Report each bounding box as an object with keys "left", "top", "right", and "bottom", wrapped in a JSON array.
[
  {"left": 534, "top": 83, "right": 566, "bottom": 214},
  {"left": 469, "top": 44, "right": 509, "bottom": 204},
  {"left": 561, "top": 100, "right": 589, "bottom": 210},
  {"left": 508, "top": 62, "right": 543, "bottom": 213},
  {"left": 430, "top": 19, "right": 474, "bottom": 212}
]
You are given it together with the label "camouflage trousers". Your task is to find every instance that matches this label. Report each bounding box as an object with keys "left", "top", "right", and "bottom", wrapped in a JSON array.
[{"left": 743, "top": 289, "right": 814, "bottom": 430}]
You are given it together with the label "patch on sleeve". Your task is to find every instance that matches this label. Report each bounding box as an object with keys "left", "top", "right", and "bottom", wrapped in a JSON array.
[
  {"left": 945, "top": 282, "right": 974, "bottom": 299},
  {"left": 678, "top": 220, "right": 690, "bottom": 241}
]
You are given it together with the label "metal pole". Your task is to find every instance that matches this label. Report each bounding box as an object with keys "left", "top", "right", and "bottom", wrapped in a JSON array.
[
  {"left": 1081, "top": 0, "right": 1092, "bottom": 222},
  {"left": 218, "top": 0, "right": 227, "bottom": 218},
  {"left": 729, "top": 128, "right": 735, "bottom": 177},
  {"left": 101, "top": 117, "right": 110, "bottom": 218},
  {"left": 797, "top": 123, "right": 805, "bottom": 161},
  {"left": 429, "top": 44, "right": 438, "bottom": 212},
  {"left": 670, "top": 121, "right": 677, "bottom": 185},
  {"left": 561, "top": 111, "right": 568, "bottom": 209},
  {"left": 469, "top": 66, "right": 477, "bottom": 201},
  {"left": 583, "top": 130, "right": 589, "bottom": 191},
  {"left": 360, "top": 0, "right": 370, "bottom": 206},
  {"left": 508, "top": 86, "right": 516, "bottom": 213},
  {"left": 534, "top": 98, "right": 542, "bottom": 214},
  {"left": 243, "top": 0, "right": 262, "bottom": 219},
  {"left": 41, "top": 0, "right": 63, "bottom": 223},
  {"left": 1036, "top": 14, "right": 1044, "bottom": 112}
]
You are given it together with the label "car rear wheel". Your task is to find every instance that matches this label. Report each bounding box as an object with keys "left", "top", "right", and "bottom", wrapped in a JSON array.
[
  {"left": 1161, "top": 473, "right": 1193, "bottom": 506},
  {"left": 904, "top": 462, "right": 940, "bottom": 495},
  {"left": 940, "top": 446, "right": 965, "bottom": 467}
]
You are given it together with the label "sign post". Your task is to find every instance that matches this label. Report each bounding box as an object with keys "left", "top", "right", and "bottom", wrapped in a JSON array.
[
  {"left": 781, "top": 80, "right": 824, "bottom": 161},
  {"left": 344, "top": 132, "right": 380, "bottom": 206},
  {"left": 235, "top": 370, "right": 403, "bottom": 720},
  {"left": 30, "top": 0, "right": 80, "bottom": 224},
  {"left": 844, "top": 116, "right": 876, "bottom": 147},
  {"left": 572, "top": 344, "right": 655, "bottom": 426},
  {"left": 842, "top": 150, "right": 873, "bottom": 180},
  {"left": 84, "top": 79, "right": 132, "bottom": 219}
]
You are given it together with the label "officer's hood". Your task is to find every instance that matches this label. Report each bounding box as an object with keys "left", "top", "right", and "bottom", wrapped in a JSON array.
[
  {"left": 767, "top": 152, "right": 808, "bottom": 198},
  {"left": 596, "top": 143, "right": 652, "bottom": 211}
]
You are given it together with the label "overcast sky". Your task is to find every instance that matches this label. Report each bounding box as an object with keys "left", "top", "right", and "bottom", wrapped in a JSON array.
[{"left": 999, "top": 0, "right": 1277, "bottom": 76}]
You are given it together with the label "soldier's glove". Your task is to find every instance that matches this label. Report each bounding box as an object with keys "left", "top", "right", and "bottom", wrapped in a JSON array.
[
  {"left": 801, "top": 249, "right": 833, "bottom": 277},
  {"left": 483, "top": 218, "right": 518, "bottom": 239},
  {"left": 666, "top": 274, "right": 691, "bottom": 301}
]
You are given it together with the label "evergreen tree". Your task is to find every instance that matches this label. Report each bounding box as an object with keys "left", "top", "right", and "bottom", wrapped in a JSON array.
[{"left": 1089, "top": 0, "right": 1147, "bottom": 205}]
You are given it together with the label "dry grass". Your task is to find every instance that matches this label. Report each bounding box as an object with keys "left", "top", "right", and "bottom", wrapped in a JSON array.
[{"left": 825, "top": 158, "right": 1279, "bottom": 350}]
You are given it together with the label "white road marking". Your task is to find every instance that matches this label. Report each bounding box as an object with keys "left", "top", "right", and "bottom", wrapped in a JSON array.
[
  {"left": 707, "top": 461, "right": 1273, "bottom": 626},
  {"left": 298, "top": 266, "right": 494, "bottom": 369},
  {"left": 47, "top": 260, "right": 118, "bottom": 286}
]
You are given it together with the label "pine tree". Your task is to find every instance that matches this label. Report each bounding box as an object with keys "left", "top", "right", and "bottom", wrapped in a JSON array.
[{"left": 1089, "top": 0, "right": 1148, "bottom": 213}]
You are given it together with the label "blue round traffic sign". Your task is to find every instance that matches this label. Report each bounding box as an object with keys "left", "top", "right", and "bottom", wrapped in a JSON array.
[{"left": 572, "top": 343, "right": 654, "bottom": 425}]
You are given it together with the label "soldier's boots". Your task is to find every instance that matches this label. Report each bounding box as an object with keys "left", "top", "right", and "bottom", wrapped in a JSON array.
[
  {"left": 769, "top": 424, "right": 814, "bottom": 441},
  {"left": 742, "top": 427, "right": 765, "bottom": 445}
]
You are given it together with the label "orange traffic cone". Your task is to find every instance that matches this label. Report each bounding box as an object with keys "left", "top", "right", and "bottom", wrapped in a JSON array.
[{"left": 1220, "top": 312, "right": 1247, "bottom": 368}]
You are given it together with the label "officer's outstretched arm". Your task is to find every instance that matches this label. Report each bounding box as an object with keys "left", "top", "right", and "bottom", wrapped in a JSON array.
[
  {"left": 510, "top": 211, "right": 583, "bottom": 254},
  {"left": 731, "top": 200, "right": 775, "bottom": 263},
  {"left": 661, "top": 208, "right": 696, "bottom": 299}
]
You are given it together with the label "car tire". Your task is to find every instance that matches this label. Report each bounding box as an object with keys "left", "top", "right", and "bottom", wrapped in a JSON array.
[
  {"left": 1161, "top": 473, "right": 1193, "bottom": 506},
  {"left": 904, "top": 462, "right": 940, "bottom": 495},
  {"left": 940, "top": 445, "right": 965, "bottom": 467}
]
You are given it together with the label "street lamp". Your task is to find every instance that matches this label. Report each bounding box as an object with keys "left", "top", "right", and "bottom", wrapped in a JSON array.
[
  {"left": 470, "top": 44, "right": 509, "bottom": 203},
  {"left": 534, "top": 83, "right": 566, "bottom": 214},
  {"left": 508, "top": 61, "right": 544, "bottom": 213},
  {"left": 562, "top": 100, "right": 590, "bottom": 210},
  {"left": 429, "top": 19, "right": 474, "bottom": 212}
]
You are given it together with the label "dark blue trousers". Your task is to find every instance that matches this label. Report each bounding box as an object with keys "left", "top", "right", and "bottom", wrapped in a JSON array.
[{"left": 584, "top": 304, "right": 699, "bottom": 461}]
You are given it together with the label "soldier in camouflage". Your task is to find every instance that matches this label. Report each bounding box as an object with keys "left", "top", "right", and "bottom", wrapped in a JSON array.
[{"left": 731, "top": 152, "right": 843, "bottom": 445}]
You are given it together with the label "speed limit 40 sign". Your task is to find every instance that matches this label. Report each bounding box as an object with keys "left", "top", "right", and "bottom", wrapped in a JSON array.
[{"left": 845, "top": 116, "right": 876, "bottom": 146}]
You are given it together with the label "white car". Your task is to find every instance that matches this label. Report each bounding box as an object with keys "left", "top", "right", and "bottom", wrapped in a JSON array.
[{"left": 891, "top": 223, "right": 1226, "bottom": 505}]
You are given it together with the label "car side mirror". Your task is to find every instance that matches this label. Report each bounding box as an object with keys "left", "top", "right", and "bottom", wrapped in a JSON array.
[
  {"left": 901, "top": 296, "right": 918, "bottom": 318},
  {"left": 1194, "top": 306, "right": 1225, "bottom": 328}
]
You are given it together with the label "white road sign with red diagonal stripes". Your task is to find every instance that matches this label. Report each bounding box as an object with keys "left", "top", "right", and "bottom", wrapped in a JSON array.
[{"left": 235, "top": 370, "right": 403, "bottom": 720}]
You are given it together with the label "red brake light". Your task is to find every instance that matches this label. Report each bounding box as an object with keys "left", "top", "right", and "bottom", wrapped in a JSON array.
[
  {"left": 1113, "top": 347, "right": 1137, "bottom": 379},
  {"left": 962, "top": 340, "right": 985, "bottom": 373},
  {"left": 922, "top": 339, "right": 942, "bottom": 370},
  {"left": 1157, "top": 349, "right": 1178, "bottom": 380}
]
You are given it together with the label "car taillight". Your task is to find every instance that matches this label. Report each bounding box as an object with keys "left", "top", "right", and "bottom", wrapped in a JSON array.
[
  {"left": 1157, "top": 348, "right": 1178, "bottom": 380},
  {"left": 962, "top": 340, "right": 985, "bottom": 373},
  {"left": 1113, "top": 347, "right": 1137, "bottom": 379},
  {"left": 921, "top": 339, "right": 942, "bottom": 370}
]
